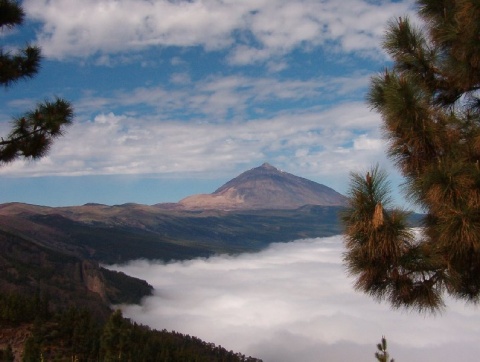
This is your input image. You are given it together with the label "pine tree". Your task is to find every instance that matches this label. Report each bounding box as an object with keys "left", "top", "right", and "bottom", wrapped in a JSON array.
[
  {"left": 0, "top": 344, "right": 14, "bottom": 362},
  {"left": 21, "top": 336, "right": 41, "bottom": 362},
  {"left": 0, "top": 0, "right": 73, "bottom": 164},
  {"left": 374, "top": 336, "right": 394, "bottom": 362},
  {"left": 342, "top": 0, "right": 480, "bottom": 312},
  {"left": 100, "top": 310, "right": 131, "bottom": 361}
]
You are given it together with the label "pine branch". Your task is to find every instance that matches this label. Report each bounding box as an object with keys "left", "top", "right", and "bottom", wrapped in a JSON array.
[
  {"left": 0, "top": 46, "right": 42, "bottom": 86},
  {"left": 0, "top": 0, "right": 24, "bottom": 28},
  {"left": 0, "top": 98, "right": 74, "bottom": 163}
]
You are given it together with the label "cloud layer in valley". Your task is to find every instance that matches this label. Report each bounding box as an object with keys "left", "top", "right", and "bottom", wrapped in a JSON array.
[{"left": 111, "top": 235, "right": 480, "bottom": 362}]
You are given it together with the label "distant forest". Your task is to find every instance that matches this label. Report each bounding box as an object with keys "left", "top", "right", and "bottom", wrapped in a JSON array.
[{"left": 0, "top": 292, "right": 262, "bottom": 362}]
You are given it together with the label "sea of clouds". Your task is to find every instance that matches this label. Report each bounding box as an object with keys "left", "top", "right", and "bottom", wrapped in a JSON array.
[{"left": 110, "top": 235, "right": 480, "bottom": 362}]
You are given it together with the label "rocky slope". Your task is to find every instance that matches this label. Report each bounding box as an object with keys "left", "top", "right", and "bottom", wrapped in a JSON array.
[
  {"left": 0, "top": 227, "right": 153, "bottom": 318},
  {"left": 177, "top": 163, "right": 348, "bottom": 210}
]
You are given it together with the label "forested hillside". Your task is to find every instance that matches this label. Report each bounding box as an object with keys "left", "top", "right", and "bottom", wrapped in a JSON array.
[
  {"left": 0, "top": 293, "right": 262, "bottom": 361},
  {"left": 0, "top": 203, "right": 345, "bottom": 263},
  {"left": 0, "top": 228, "right": 264, "bottom": 360}
]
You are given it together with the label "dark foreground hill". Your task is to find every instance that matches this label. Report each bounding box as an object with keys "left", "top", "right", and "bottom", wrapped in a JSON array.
[
  {"left": 0, "top": 296, "right": 262, "bottom": 362},
  {"left": 0, "top": 228, "right": 153, "bottom": 316},
  {"left": 0, "top": 206, "right": 334, "bottom": 361},
  {"left": 0, "top": 164, "right": 347, "bottom": 360},
  {"left": 0, "top": 211, "right": 266, "bottom": 361}
]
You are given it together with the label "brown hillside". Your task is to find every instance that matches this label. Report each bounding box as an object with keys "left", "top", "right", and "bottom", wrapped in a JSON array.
[{"left": 178, "top": 163, "right": 347, "bottom": 210}]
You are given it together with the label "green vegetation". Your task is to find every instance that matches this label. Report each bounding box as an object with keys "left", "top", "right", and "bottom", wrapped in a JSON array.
[
  {"left": 0, "top": 0, "right": 73, "bottom": 164},
  {"left": 101, "top": 268, "right": 153, "bottom": 305},
  {"left": 375, "top": 336, "right": 394, "bottom": 362},
  {"left": 24, "top": 205, "right": 345, "bottom": 264},
  {"left": 342, "top": 0, "right": 480, "bottom": 312},
  {"left": 0, "top": 203, "right": 355, "bottom": 360},
  {"left": 0, "top": 228, "right": 152, "bottom": 318},
  {"left": 0, "top": 344, "right": 14, "bottom": 362},
  {"left": 0, "top": 222, "right": 266, "bottom": 360},
  {"left": 0, "top": 292, "right": 262, "bottom": 361},
  {"left": 0, "top": 292, "right": 49, "bottom": 324}
]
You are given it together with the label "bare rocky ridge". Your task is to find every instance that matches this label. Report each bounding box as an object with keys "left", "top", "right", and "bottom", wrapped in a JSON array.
[{"left": 177, "top": 163, "right": 348, "bottom": 210}]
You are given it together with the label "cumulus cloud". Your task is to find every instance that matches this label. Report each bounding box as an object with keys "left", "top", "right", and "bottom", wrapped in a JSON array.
[
  {"left": 0, "top": 71, "right": 384, "bottom": 180},
  {"left": 0, "top": 102, "right": 383, "bottom": 179},
  {"left": 23, "top": 0, "right": 415, "bottom": 62},
  {"left": 2, "top": 0, "right": 414, "bottom": 204},
  {"left": 110, "top": 235, "right": 480, "bottom": 362}
]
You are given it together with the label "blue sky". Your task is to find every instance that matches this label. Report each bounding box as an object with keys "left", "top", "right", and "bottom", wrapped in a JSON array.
[{"left": 0, "top": 0, "right": 416, "bottom": 206}]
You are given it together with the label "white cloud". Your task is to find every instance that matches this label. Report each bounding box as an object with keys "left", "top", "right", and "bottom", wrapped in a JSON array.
[
  {"left": 74, "top": 73, "right": 372, "bottom": 121},
  {"left": 353, "top": 133, "right": 383, "bottom": 150},
  {"left": 0, "top": 72, "right": 382, "bottom": 180},
  {"left": 0, "top": 63, "right": 405, "bottom": 205},
  {"left": 0, "top": 100, "right": 382, "bottom": 179},
  {"left": 23, "top": 0, "right": 415, "bottom": 63},
  {"left": 0, "top": 0, "right": 425, "bottom": 209},
  {"left": 110, "top": 235, "right": 480, "bottom": 362}
]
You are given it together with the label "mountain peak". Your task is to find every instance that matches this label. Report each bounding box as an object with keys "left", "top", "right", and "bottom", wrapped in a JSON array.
[
  {"left": 260, "top": 162, "right": 277, "bottom": 170},
  {"left": 178, "top": 164, "right": 347, "bottom": 210}
]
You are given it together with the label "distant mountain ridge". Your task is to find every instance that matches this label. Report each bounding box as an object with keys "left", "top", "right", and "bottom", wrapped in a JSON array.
[
  {"left": 0, "top": 163, "right": 349, "bottom": 264},
  {"left": 177, "top": 163, "right": 347, "bottom": 210},
  {"left": 0, "top": 163, "right": 347, "bottom": 361}
]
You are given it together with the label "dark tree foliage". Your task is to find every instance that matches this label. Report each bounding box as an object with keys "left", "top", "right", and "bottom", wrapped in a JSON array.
[
  {"left": 98, "top": 310, "right": 263, "bottom": 362},
  {"left": 0, "top": 292, "right": 49, "bottom": 323},
  {"left": 0, "top": 293, "right": 262, "bottom": 361},
  {"left": 375, "top": 336, "right": 394, "bottom": 362},
  {"left": 0, "top": 0, "right": 40, "bottom": 86},
  {"left": 342, "top": 0, "right": 480, "bottom": 313},
  {"left": 21, "top": 337, "right": 40, "bottom": 362},
  {"left": 0, "top": 344, "right": 14, "bottom": 362},
  {"left": 0, "top": 0, "right": 73, "bottom": 164},
  {"left": 102, "top": 268, "right": 154, "bottom": 305}
]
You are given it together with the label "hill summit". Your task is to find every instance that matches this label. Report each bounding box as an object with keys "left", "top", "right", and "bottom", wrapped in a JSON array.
[{"left": 177, "top": 163, "right": 347, "bottom": 210}]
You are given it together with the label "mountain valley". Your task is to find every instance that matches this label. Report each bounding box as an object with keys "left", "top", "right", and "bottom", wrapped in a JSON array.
[{"left": 0, "top": 163, "right": 348, "bottom": 360}]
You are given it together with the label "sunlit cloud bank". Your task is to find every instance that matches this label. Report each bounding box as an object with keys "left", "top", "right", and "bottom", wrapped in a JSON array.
[
  {"left": 110, "top": 236, "right": 480, "bottom": 362},
  {"left": 24, "top": 0, "right": 415, "bottom": 62},
  {"left": 3, "top": 1, "right": 416, "bottom": 206},
  {"left": 0, "top": 99, "right": 390, "bottom": 188},
  {"left": 0, "top": 0, "right": 421, "bottom": 207}
]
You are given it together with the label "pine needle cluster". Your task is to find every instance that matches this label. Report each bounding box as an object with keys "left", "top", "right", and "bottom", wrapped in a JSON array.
[
  {"left": 0, "top": 0, "right": 73, "bottom": 164},
  {"left": 343, "top": 0, "right": 480, "bottom": 312}
]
